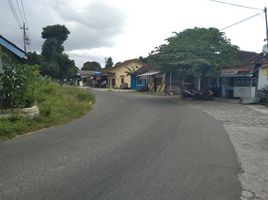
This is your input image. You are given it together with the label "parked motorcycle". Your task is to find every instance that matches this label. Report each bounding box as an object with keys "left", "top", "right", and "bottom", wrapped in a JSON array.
[{"left": 181, "top": 87, "right": 213, "bottom": 100}]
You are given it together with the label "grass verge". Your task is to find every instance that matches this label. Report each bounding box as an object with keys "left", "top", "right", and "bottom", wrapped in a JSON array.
[{"left": 0, "top": 86, "right": 95, "bottom": 141}]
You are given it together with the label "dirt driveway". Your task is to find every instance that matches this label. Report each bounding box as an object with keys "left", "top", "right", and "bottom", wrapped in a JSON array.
[{"left": 183, "top": 100, "right": 268, "bottom": 200}]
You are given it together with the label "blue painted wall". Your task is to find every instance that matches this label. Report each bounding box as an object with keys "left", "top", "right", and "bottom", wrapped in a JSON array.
[{"left": 131, "top": 75, "right": 137, "bottom": 90}]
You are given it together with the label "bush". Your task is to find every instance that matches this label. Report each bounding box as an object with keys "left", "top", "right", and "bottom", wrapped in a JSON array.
[
  {"left": 0, "top": 85, "right": 95, "bottom": 140},
  {"left": 0, "top": 64, "right": 40, "bottom": 108}
]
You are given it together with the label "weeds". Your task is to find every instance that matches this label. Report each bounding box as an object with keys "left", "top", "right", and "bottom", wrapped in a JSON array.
[{"left": 0, "top": 85, "right": 95, "bottom": 141}]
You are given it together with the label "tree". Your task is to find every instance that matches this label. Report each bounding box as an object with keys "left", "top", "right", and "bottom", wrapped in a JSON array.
[
  {"left": 28, "top": 51, "right": 41, "bottom": 65},
  {"left": 105, "top": 57, "right": 113, "bottom": 68},
  {"left": 40, "top": 24, "right": 76, "bottom": 79},
  {"left": 41, "top": 37, "right": 63, "bottom": 60},
  {"left": 81, "top": 61, "right": 101, "bottom": 71},
  {"left": 114, "top": 61, "right": 122, "bottom": 66},
  {"left": 146, "top": 27, "right": 240, "bottom": 78},
  {"left": 41, "top": 24, "right": 70, "bottom": 45}
]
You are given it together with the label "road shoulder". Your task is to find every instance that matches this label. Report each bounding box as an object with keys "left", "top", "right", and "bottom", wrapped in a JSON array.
[{"left": 186, "top": 101, "right": 268, "bottom": 200}]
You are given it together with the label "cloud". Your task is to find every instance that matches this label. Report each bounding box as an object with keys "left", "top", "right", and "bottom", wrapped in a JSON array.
[
  {"left": 0, "top": 0, "right": 126, "bottom": 52},
  {"left": 53, "top": 0, "right": 126, "bottom": 50}
]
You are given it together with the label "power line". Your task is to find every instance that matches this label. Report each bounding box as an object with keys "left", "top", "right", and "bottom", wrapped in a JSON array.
[
  {"left": 221, "top": 12, "right": 263, "bottom": 31},
  {"left": 210, "top": 0, "right": 262, "bottom": 11},
  {"left": 15, "top": 0, "right": 24, "bottom": 23},
  {"left": 6, "top": 0, "right": 21, "bottom": 28},
  {"left": 19, "top": 0, "right": 30, "bottom": 46},
  {"left": 6, "top": 0, "right": 31, "bottom": 51},
  {"left": 20, "top": 0, "right": 28, "bottom": 27}
]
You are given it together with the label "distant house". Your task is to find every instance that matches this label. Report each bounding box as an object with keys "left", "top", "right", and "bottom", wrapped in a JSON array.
[
  {"left": 193, "top": 50, "right": 259, "bottom": 94},
  {"left": 220, "top": 64, "right": 256, "bottom": 98},
  {"left": 219, "top": 52, "right": 268, "bottom": 99},
  {"left": 131, "top": 64, "right": 165, "bottom": 92},
  {"left": 130, "top": 64, "right": 153, "bottom": 90},
  {"left": 105, "top": 58, "right": 144, "bottom": 89},
  {"left": 0, "top": 35, "right": 28, "bottom": 72}
]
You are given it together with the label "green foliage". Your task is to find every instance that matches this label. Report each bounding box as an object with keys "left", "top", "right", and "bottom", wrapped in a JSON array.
[
  {"left": 105, "top": 57, "right": 113, "bottom": 68},
  {"left": 81, "top": 61, "right": 101, "bottom": 71},
  {"left": 146, "top": 27, "right": 240, "bottom": 77},
  {"left": 0, "top": 85, "right": 95, "bottom": 140},
  {"left": 0, "top": 46, "right": 11, "bottom": 66},
  {"left": 0, "top": 64, "right": 40, "bottom": 108},
  {"left": 42, "top": 38, "right": 64, "bottom": 59},
  {"left": 40, "top": 24, "right": 76, "bottom": 79},
  {"left": 41, "top": 24, "right": 70, "bottom": 44},
  {"left": 28, "top": 51, "right": 41, "bottom": 65},
  {"left": 40, "top": 61, "right": 60, "bottom": 78}
]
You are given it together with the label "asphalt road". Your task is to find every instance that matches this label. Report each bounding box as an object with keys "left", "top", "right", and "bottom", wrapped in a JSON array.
[{"left": 0, "top": 90, "right": 241, "bottom": 200}]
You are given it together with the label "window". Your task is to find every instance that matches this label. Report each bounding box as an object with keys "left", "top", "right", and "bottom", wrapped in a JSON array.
[
  {"left": 137, "top": 77, "right": 142, "bottom": 85},
  {"left": 120, "top": 75, "right": 124, "bottom": 84},
  {"left": 234, "top": 77, "right": 256, "bottom": 87}
]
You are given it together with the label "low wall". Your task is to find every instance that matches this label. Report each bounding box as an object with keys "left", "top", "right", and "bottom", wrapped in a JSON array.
[{"left": 0, "top": 105, "right": 39, "bottom": 119}]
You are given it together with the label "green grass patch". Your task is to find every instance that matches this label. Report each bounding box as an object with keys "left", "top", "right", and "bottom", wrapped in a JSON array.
[{"left": 0, "top": 86, "right": 95, "bottom": 141}]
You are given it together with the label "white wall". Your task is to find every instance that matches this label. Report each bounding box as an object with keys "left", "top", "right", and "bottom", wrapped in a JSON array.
[
  {"left": 258, "top": 67, "right": 268, "bottom": 90},
  {"left": 234, "top": 87, "right": 255, "bottom": 98}
]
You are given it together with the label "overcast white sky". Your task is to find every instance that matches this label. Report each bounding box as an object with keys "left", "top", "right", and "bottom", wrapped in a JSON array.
[{"left": 1, "top": 0, "right": 267, "bottom": 67}]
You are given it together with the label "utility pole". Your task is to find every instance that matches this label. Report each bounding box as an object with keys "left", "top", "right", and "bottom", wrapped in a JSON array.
[
  {"left": 265, "top": 7, "right": 268, "bottom": 45},
  {"left": 21, "top": 22, "right": 29, "bottom": 52}
]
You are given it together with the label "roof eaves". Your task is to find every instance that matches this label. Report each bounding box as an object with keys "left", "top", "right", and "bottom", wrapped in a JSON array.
[{"left": 0, "top": 35, "right": 28, "bottom": 60}]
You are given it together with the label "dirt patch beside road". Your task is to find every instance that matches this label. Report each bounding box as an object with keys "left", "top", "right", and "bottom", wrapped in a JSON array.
[{"left": 186, "top": 101, "right": 268, "bottom": 200}]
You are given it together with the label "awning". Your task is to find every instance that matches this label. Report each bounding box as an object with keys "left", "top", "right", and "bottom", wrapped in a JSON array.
[{"left": 137, "top": 71, "right": 160, "bottom": 77}]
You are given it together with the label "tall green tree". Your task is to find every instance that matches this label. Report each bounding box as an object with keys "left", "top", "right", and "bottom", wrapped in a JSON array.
[
  {"left": 146, "top": 27, "right": 240, "bottom": 78},
  {"left": 81, "top": 61, "right": 101, "bottom": 71},
  {"left": 40, "top": 24, "right": 76, "bottom": 79},
  {"left": 105, "top": 57, "right": 113, "bottom": 68},
  {"left": 41, "top": 24, "right": 70, "bottom": 45},
  {"left": 28, "top": 51, "right": 41, "bottom": 65}
]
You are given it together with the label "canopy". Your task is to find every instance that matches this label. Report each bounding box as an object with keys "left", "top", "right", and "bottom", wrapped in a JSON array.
[{"left": 137, "top": 71, "right": 160, "bottom": 77}]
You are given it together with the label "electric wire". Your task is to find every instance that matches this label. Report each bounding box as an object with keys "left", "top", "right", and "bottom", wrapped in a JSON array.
[
  {"left": 6, "top": 0, "right": 31, "bottom": 49},
  {"left": 221, "top": 12, "right": 263, "bottom": 31},
  {"left": 15, "top": 0, "right": 24, "bottom": 23},
  {"left": 210, "top": 0, "right": 262, "bottom": 11},
  {"left": 20, "top": 0, "right": 28, "bottom": 27},
  {"left": 6, "top": 0, "right": 21, "bottom": 28},
  {"left": 20, "top": 0, "right": 30, "bottom": 44}
]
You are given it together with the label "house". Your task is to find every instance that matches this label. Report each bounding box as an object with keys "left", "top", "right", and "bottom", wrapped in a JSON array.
[
  {"left": 131, "top": 64, "right": 166, "bottom": 92},
  {"left": 197, "top": 50, "right": 259, "bottom": 98},
  {"left": 220, "top": 64, "right": 256, "bottom": 98},
  {"left": 130, "top": 64, "right": 153, "bottom": 90},
  {"left": 219, "top": 52, "right": 268, "bottom": 100},
  {"left": 105, "top": 58, "right": 144, "bottom": 89},
  {"left": 76, "top": 70, "right": 96, "bottom": 86},
  {"left": 0, "top": 35, "right": 28, "bottom": 72}
]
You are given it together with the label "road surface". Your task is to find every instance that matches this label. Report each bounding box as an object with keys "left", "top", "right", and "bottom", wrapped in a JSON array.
[{"left": 0, "top": 90, "right": 241, "bottom": 200}]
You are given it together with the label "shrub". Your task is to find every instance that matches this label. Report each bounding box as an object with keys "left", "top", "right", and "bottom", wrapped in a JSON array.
[{"left": 0, "top": 64, "right": 40, "bottom": 108}]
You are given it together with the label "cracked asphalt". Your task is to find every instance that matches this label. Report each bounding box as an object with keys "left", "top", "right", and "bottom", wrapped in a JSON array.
[{"left": 187, "top": 100, "right": 268, "bottom": 200}]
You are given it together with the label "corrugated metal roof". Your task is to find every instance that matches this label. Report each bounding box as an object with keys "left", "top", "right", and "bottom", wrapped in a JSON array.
[{"left": 0, "top": 35, "right": 27, "bottom": 60}]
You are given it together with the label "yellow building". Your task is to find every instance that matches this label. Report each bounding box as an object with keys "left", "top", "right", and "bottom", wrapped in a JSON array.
[{"left": 106, "top": 59, "right": 144, "bottom": 88}]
